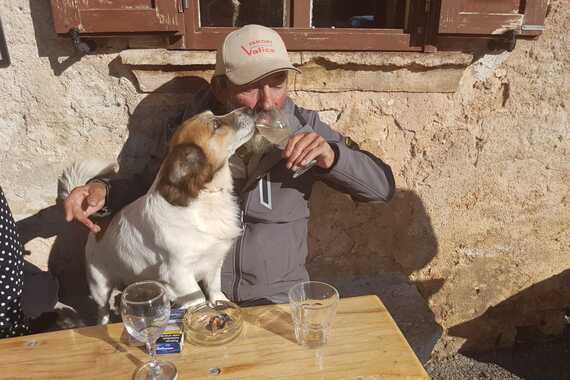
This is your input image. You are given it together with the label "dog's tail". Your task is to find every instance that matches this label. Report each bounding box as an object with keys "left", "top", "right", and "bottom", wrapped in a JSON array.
[{"left": 58, "top": 160, "right": 118, "bottom": 200}]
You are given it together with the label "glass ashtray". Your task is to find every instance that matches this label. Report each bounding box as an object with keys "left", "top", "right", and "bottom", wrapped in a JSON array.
[{"left": 183, "top": 300, "right": 243, "bottom": 346}]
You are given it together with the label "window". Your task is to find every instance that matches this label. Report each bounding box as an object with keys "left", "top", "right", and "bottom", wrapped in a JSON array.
[{"left": 50, "top": 0, "right": 549, "bottom": 52}]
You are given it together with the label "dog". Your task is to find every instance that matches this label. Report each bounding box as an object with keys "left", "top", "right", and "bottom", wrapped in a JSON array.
[{"left": 59, "top": 108, "right": 255, "bottom": 324}]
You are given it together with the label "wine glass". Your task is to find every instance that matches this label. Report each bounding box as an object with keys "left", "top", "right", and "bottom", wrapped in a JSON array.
[
  {"left": 257, "top": 109, "right": 318, "bottom": 178},
  {"left": 121, "top": 280, "right": 177, "bottom": 380}
]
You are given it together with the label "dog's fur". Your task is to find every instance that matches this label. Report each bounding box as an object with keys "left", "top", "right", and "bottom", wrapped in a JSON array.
[{"left": 60, "top": 108, "right": 255, "bottom": 324}]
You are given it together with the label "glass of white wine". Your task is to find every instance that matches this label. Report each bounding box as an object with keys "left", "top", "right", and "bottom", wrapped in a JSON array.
[
  {"left": 121, "top": 280, "right": 177, "bottom": 380},
  {"left": 238, "top": 108, "right": 317, "bottom": 178}
]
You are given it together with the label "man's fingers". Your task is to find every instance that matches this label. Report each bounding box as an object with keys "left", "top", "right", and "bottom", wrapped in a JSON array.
[
  {"left": 76, "top": 214, "right": 101, "bottom": 233},
  {"left": 292, "top": 140, "right": 322, "bottom": 169},
  {"left": 72, "top": 203, "right": 100, "bottom": 233},
  {"left": 285, "top": 133, "right": 319, "bottom": 168},
  {"left": 64, "top": 200, "right": 74, "bottom": 222},
  {"left": 64, "top": 188, "right": 88, "bottom": 222},
  {"left": 63, "top": 186, "right": 101, "bottom": 233},
  {"left": 84, "top": 200, "right": 105, "bottom": 217}
]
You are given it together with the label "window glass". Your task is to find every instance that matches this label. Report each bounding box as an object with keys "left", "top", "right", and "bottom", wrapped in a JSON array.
[
  {"left": 312, "top": 0, "right": 409, "bottom": 29},
  {"left": 199, "top": 0, "right": 288, "bottom": 27}
]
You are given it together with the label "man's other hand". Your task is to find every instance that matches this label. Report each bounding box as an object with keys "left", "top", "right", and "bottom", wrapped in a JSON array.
[
  {"left": 63, "top": 182, "right": 106, "bottom": 233},
  {"left": 283, "top": 132, "right": 335, "bottom": 172}
]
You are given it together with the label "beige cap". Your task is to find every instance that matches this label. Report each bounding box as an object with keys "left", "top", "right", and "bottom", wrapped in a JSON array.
[{"left": 214, "top": 24, "right": 301, "bottom": 86}]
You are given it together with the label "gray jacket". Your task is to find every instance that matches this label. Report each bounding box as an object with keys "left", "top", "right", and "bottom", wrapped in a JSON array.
[{"left": 103, "top": 91, "right": 395, "bottom": 305}]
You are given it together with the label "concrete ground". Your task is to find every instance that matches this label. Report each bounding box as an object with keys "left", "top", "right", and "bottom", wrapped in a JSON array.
[{"left": 426, "top": 340, "right": 570, "bottom": 380}]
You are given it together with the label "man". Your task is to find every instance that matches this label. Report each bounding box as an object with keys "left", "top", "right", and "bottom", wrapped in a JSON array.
[{"left": 64, "top": 25, "right": 395, "bottom": 305}]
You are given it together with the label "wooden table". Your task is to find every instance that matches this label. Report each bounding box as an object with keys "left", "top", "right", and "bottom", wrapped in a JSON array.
[{"left": 1, "top": 295, "right": 429, "bottom": 379}]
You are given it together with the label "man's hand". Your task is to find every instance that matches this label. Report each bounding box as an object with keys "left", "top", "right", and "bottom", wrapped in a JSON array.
[
  {"left": 63, "top": 182, "right": 107, "bottom": 233},
  {"left": 283, "top": 132, "right": 335, "bottom": 172}
]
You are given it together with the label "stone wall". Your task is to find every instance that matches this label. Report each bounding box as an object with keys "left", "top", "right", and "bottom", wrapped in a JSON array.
[{"left": 1, "top": 0, "right": 568, "bottom": 354}]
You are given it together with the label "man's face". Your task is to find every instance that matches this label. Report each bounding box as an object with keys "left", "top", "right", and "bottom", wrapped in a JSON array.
[{"left": 222, "top": 71, "right": 289, "bottom": 112}]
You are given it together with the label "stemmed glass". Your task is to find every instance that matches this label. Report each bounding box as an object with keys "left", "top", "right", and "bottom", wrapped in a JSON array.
[
  {"left": 121, "top": 280, "right": 177, "bottom": 380},
  {"left": 251, "top": 108, "right": 318, "bottom": 178}
]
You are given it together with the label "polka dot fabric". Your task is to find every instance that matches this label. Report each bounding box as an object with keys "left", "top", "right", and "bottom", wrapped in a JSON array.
[{"left": 0, "top": 187, "right": 29, "bottom": 338}]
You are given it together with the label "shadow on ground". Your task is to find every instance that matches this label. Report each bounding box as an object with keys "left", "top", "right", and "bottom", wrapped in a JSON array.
[{"left": 447, "top": 269, "right": 570, "bottom": 379}]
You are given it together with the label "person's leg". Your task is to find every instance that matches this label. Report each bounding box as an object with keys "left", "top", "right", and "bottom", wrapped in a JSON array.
[{"left": 0, "top": 187, "right": 30, "bottom": 338}]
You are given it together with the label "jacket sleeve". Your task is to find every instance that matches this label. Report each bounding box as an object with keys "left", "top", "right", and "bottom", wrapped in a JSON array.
[
  {"left": 104, "top": 162, "right": 158, "bottom": 213},
  {"left": 299, "top": 107, "right": 395, "bottom": 203}
]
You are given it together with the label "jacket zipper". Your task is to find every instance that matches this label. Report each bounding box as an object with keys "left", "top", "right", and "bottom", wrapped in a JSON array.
[{"left": 232, "top": 191, "right": 251, "bottom": 302}]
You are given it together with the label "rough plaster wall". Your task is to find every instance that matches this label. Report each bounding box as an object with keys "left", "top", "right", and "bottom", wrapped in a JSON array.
[
  {"left": 301, "top": 1, "right": 570, "bottom": 355},
  {"left": 0, "top": 0, "right": 568, "bottom": 354}
]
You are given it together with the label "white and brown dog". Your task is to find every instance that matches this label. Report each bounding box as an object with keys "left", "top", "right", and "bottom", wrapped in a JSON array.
[{"left": 60, "top": 108, "right": 255, "bottom": 324}]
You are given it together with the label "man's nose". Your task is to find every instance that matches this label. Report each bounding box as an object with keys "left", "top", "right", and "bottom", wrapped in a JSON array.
[{"left": 257, "top": 85, "right": 274, "bottom": 111}]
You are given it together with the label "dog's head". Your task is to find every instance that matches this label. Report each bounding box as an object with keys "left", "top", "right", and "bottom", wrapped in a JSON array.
[{"left": 157, "top": 107, "right": 255, "bottom": 206}]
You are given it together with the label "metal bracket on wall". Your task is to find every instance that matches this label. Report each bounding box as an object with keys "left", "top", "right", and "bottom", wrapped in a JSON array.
[
  {"left": 488, "top": 29, "right": 518, "bottom": 52},
  {"left": 70, "top": 28, "right": 96, "bottom": 54},
  {"left": 521, "top": 24, "right": 545, "bottom": 32}
]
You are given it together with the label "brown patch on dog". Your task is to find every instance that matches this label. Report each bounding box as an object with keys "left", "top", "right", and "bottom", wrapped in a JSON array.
[
  {"left": 170, "top": 116, "right": 213, "bottom": 149},
  {"left": 171, "top": 112, "right": 236, "bottom": 170},
  {"left": 157, "top": 143, "right": 214, "bottom": 206}
]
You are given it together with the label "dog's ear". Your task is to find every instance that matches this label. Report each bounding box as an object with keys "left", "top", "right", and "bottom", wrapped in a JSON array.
[{"left": 158, "top": 143, "right": 214, "bottom": 206}]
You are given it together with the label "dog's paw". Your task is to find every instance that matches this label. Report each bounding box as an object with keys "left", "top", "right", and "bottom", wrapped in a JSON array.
[
  {"left": 179, "top": 297, "right": 207, "bottom": 310},
  {"left": 209, "top": 292, "right": 230, "bottom": 303}
]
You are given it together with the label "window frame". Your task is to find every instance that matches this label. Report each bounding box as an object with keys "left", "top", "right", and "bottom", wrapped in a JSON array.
[{"left": 176, "top": 0, "right": 428, "bottom": 51}]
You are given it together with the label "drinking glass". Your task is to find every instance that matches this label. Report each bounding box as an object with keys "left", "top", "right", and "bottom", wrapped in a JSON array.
[
  {"left": 121, "top": 280, "right": 177, "bottom": 380},
  {"left": 240, "top": 108, "right": 317, "bottom": 178},
  {"left": 288, "top": 281, "right": 339, "bottom": 348}
]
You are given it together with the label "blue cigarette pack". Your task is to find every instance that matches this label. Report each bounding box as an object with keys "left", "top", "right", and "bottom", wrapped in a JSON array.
[
  {"left": 126, "top": 308, "right": 185, "bottom": 355},
  {"left": 156, "top": 308, "right": 185, "bottom": 355}
]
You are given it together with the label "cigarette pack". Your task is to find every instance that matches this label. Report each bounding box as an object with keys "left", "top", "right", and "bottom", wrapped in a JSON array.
[
  {"left": 126, "top": 308, "right": 186, "bottom": 355},
  {"left": 156, "top": 308, "right": 185, "bottom": 355}
]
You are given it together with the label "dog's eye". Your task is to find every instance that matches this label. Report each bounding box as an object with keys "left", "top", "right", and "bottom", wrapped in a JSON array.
[{"left": 212, "top": 119, "right": 222, "bottom": 130}]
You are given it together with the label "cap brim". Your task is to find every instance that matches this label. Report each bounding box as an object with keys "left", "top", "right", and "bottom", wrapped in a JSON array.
[{"left": 226, "top": 63, "right": 301, "bottom": 86}]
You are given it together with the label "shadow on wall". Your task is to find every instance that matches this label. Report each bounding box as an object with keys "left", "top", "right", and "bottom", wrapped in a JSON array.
[
  {"left": 308, "top": 186, "right": 443, "bottom": 295},
  {"left": 28, "top": 0, "right": 126, "bottom": 76},
  {"left": 448, "top": 269, "right": 570, "bottom": 378},
  {"left": 16, "top": 71, "right": 209, "bottom": 328},
  {"left": 307, "top": 186, "right": 443, "bottom": 362},
  {"left": 29, "top": 0, "right": 85, "bottom": 75}
]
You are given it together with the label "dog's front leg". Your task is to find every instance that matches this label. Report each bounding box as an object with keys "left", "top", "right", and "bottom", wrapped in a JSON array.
[
  {"left": 205, "top": 259, "right": 229, "bottom": 303},
  {"left": 167, "top": 275, "right": 206, "bottom": 309},
  {"left": 87, "top": 265, "right": 113, "bottom": 325}
]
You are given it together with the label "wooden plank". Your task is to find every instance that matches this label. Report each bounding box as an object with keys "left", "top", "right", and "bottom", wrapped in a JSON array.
[
  {"left": 292, "top": 0, "right": 311, "bottom": 28},
  {"left": 51, "top": 0, "right": 179, "bottom": 34},
  {"left": 79, "top": 10, "right": 179, "bottom": 33},
  {"left": 78, "top": 0, "right": 155, "bottom": 10},
  {"left": 0, "top": 296, "right": 429, "bottom": 380},
  {"left": 184, "top": 28, "right": 419, "bottom": 51},
  {"left": 459, "top": 0, "right": 520, "bottom": 14},
  {"left": 50, "top": 0, "right": 81, "bottom": 33},
  {"left": 439, "top": 0, "right": 525, "bottom": 34},
  {"left": 521, "top": 0, "right": 548, "bottom": 36},
  {"left": 440, "top": 11, "right": 524, "bottom": 34}
]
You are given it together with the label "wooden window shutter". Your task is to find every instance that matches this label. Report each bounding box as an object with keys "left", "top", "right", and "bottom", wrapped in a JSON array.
[
  {"left": 438, "top": 0, "right": 547, "bottom": 36},
  {"left": 50, "top": 0, "right": 182, "bottom": 35},
  {"left": 521, "top": 0, "right": 549, "bottom": 36}
]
